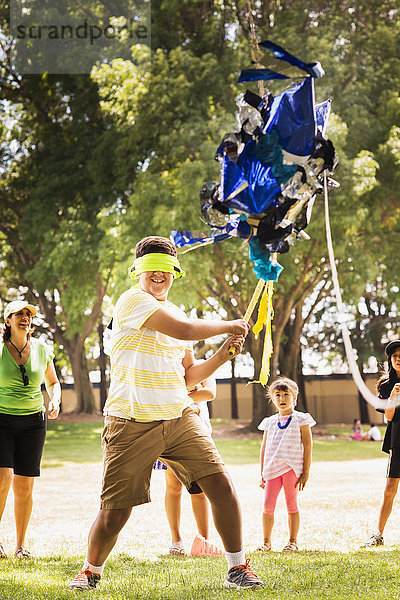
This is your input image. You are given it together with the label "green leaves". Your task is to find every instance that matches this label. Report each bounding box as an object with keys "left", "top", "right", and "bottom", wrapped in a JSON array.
[{"left": 1, "top": 0, "right": 399, "bottom": 406}]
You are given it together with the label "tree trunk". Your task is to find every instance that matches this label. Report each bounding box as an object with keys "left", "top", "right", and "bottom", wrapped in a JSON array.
[
  {"left": 36, "top": 274, "right": 108, "bottom": 414},
  {"left": 278, "top": 307, "right": 303, "bottom": 380},
  {"left": 357, "top": 367, "right": 370, "bottom": 424},
  {"left": 230, "top": 357, "right": 238, "bottom": 419},
  {"left": 249, "top": 333, "right": 272, "bottom": 430},
  {"left": 278, "top": 339, "right": 300, "bottom": 380},
  {"left": 98, "top": 321, "right": 108, "bottom": 412},
  {"left": 297, "top": 350, "right": 308, "bottom": 412},
  {"left": 68, "top": 338, "right": 96, "bottom": 413},
  {"left": 52, "top": 355, "right": 63, "bottom": 413}
]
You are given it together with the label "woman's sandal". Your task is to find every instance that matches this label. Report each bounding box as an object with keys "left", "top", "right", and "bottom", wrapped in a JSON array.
[
  {"left": 15, "top": 547, "right": 31, "bottom": 559},
  {"left": 169, "top": 545, "right": 186, "bottom": 556},
  {"left": 0, "top": 543, "right": 6, "bottom": 559},
  {"left": 282, "top": 541, "right": 298, "bottom": 552},
  {"left": 257, "top": 543, "right": 271, "bottom": 552}
]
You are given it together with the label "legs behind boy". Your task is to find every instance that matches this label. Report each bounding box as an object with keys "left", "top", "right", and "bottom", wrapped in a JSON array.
[{"left": 165, "top": 466, "right": 214, "bottom": 555}]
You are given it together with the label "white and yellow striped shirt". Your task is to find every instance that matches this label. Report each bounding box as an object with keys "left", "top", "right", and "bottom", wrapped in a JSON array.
[{"left": 104, "top": 288, "right": 193, "bottom": 421}]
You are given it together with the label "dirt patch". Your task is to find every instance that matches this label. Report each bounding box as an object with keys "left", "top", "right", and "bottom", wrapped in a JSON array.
[{"left": 0, "top": 457, "right": 392, "bottom": 557}]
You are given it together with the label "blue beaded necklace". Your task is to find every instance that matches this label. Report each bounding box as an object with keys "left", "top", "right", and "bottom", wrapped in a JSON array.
[{"left": 277, "top": 415, "right": 292, "bottom": 429}]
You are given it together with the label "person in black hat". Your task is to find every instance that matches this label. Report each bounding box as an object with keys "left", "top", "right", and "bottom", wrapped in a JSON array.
[{"left": 362, "top": 340, "right": 400, "bottom": 547}]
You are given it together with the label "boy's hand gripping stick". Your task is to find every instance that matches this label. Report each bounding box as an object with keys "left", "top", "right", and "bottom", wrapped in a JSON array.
[{"left": 228, "top": 279, "right": 266, "bottom": 357}]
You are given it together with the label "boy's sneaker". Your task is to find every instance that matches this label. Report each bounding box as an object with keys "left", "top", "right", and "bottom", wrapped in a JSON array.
[
  {"left": 223, "top": 559, "right": 264, "bottom": 589},
  {"left": 68, "top": 568, "right": 101, "bottom": 590},
  {"left": 361, "top": 532, "right": 384, "bottom": 548}
]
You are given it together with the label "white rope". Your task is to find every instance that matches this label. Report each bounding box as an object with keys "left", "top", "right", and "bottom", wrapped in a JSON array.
[{"left": 323, "top": 172, "right": 390, "bottom": 410}]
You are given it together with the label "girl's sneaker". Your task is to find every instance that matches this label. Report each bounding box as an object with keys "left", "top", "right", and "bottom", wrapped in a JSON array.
[
  {"left": 68, "top": 568, "right": 101, "bottom": 590},
  {"left": 223, "top": 559, "right": 264, "bottom": 589}
]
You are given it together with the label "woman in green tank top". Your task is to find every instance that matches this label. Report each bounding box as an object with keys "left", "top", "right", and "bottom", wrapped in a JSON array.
[{"left": 0, "top": 300, "right": 61, "bottom": 559}]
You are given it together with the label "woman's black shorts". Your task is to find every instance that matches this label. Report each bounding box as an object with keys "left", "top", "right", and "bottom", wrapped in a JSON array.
[
  {"left": 0, "top": 412, "right": 47, "bottom": 477},
  {"left": 387, "top": 447, "right": 400, "bottom": 479}
]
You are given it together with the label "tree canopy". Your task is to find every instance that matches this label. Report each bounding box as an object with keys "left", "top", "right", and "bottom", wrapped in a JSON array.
[{"left": 1, "top": 0, "right": 399, "bottom": 419}]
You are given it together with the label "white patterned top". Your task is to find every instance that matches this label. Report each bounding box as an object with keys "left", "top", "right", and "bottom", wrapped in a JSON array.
[{"left": 258, "top": 410, "right": 316, "bottom": 480}]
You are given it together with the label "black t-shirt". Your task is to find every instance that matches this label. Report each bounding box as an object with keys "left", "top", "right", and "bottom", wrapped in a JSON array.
[{"left": 379, "top": 377, "right": 400, "bottom": 454}]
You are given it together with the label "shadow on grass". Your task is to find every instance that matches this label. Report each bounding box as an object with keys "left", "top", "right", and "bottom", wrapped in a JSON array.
[
  {"left": 42, "top": 422, "right": 386, "bottom": 468},
  {"left": 42, "top": 423, "right": 263, "bottom": 467},
  {"left": 42, "top": 422, "right": 103, "bottom": 466}
]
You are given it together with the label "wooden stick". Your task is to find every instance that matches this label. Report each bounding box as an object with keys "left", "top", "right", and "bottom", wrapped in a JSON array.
[{"left": 228, "top": 278, "right": 266, "bottom": 356}]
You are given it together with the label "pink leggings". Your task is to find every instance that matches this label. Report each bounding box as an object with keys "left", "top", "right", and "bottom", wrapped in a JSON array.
[{"left": 263, "top": 469, "right": 299, "bottom": 514}]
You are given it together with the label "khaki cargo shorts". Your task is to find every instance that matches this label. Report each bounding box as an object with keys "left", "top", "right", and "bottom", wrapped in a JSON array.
[{"left": 100, "top": 404, "right": 226, "bottom": 509}]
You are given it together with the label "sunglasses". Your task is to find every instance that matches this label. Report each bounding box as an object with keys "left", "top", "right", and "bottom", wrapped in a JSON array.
[{"left": 19, "top": 365, "right": 29, "bottom": 386}]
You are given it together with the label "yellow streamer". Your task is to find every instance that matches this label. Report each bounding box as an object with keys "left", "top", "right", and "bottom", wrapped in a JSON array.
[
  {"left": 228, "top": 277, "right": 275, "bottom": 386},
  {"left": 252, "top": 280, "right": 274, "bottom": 386},
  {"left": 228, "top": 278, "right": 265, "bottom": 357}
]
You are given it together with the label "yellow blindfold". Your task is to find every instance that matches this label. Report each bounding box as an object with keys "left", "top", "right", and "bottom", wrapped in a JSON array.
[{"left": 129, "top": 253, "right": 186, "bottom": 280}]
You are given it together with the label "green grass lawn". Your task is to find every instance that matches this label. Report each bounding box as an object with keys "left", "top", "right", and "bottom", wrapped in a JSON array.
[
  {"left": 1, "top": 550, "right": 400, "bottom": 599},
  {"left": 42, "top": 421, "right": 386, "bottom": 467},
  {"left": 2, "top": 420, "right": 395, "bottom": 600},
  {"left": 42, "top": 422, "right": 104, "bottom": 466}
]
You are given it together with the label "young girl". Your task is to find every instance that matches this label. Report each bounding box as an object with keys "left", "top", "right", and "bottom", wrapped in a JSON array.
[
  {"left": 350, "top": 418, "right": 364, "bottom": 440},
  {"left": 258, "top": 377, "right": 315, "bottom": 552}
]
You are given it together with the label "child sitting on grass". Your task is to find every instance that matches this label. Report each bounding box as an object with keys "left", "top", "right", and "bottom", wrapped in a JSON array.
[{"left": 258, "top": 377, "right": 315, "bottom": 552}]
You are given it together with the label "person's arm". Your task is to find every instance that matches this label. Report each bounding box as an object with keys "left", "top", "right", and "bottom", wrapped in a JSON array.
[
  {"left": 384, "top": 383, "right": 400, "bottom": 422},
  {"left": 144, "top": 306, "right": 249, "bottom": 341},
  {"left": 259, "top": 431, "right": 268, "bottom": 489},
  {"left": 296, "top": 425, "right": 312, "bottom": 491},
  {"left": 44, "top": 361, "right": 61, "bottom": 420},
  {"left": 182, "top": 335, "right": 246, "bottom": 390},
  {"left": 188, "top": 377, "right": 216, "bottom": 403}
]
